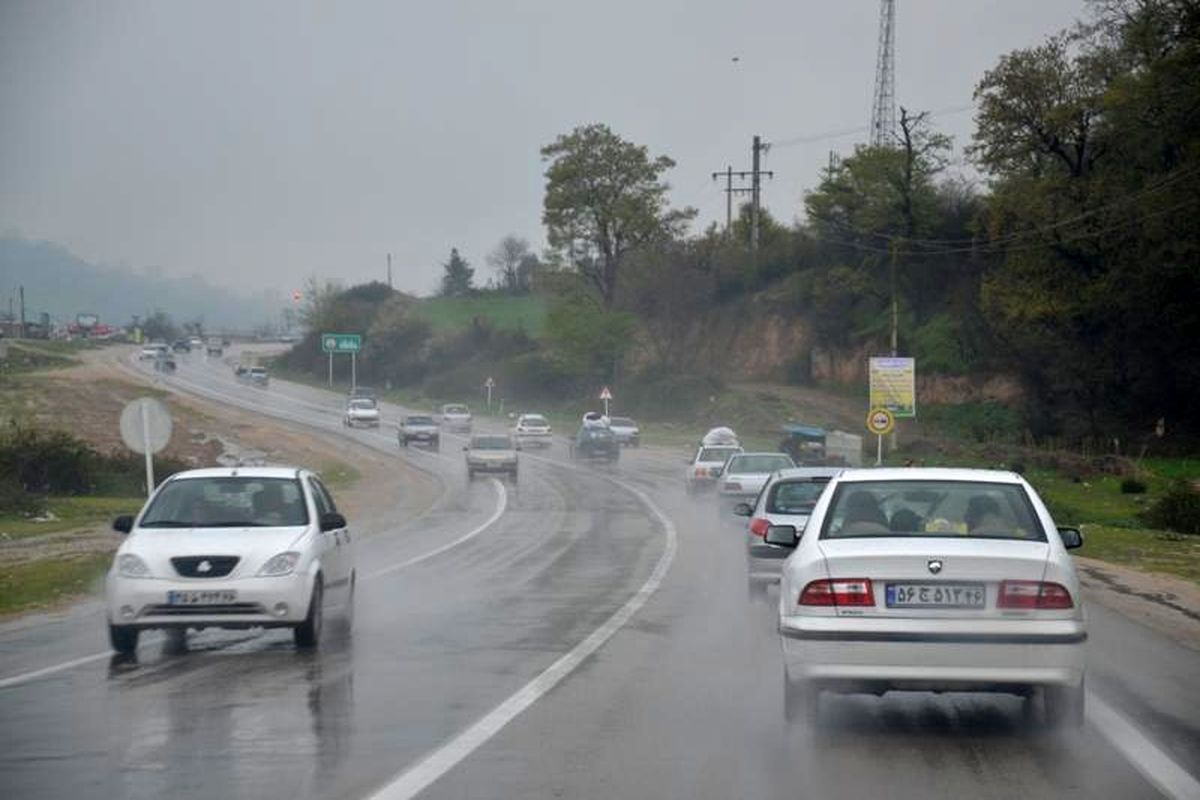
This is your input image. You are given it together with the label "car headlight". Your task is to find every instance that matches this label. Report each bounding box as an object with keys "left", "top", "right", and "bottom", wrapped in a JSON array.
[
  {"left": 117, "top": 553, "right": 152, "bottom": 578},
  {"left": 258, "top": 551, "right": 301, "bottom": 577}
]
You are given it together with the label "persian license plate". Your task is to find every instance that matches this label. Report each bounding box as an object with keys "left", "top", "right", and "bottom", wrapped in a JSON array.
[
  {"left": 166, "top": 590, "right": 237, "bottom": 605},
  {"left": 885, "top": 583, "right": 984, "bottom": 609}
]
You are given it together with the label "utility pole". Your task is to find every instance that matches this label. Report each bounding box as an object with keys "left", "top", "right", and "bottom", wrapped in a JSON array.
[
  {"left": 710, "top": 166, "right": 753, "bottom": 236},
  {"left": 750, "top": 135, "right": 774, "bottom": 253},
  {"left": 387, "top": 253, "right": 393, "bottom": 289},
  {"left": 18, "top": 286, "right": 25, "bottom": 339}
]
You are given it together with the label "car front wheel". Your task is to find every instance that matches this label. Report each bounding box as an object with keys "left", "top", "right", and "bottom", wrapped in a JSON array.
[
  {"left": 109, "top": 624, "right": 139, "bottom": 656},
  {"left": 294, "top": 579, "right": 323, "bottom": 648}
]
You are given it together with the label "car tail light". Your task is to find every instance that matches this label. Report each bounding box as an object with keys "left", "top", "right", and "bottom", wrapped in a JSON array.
[
  {"left": 799, "top": 579, "right": 875, "bottom": 607},
  {"left": 749, "top": 518, "right": 771, "bottom": 537},
  {"left": 998, "top": 580, "right": 1074, "bottom": 609}
]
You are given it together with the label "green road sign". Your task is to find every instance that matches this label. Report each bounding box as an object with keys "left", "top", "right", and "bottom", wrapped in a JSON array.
[{"left": 321, "top": 333, "right": 362, "bottom": 353}]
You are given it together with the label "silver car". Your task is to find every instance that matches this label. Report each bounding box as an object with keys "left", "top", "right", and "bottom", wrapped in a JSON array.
[
  {"left": 774, "top": 467, "right": 1086, "bottom": 727},
  {"left": 464, "top": 434, "right": 519, "bottom": 481},
  {"left": 718, "top": 452, "right": 796, "bottom": 503},
  {"left": 734, "top": 467, "right": 842, "bottom": 599},
  {"left": 441, "top": 403, "right": 473, "bottom": 433},
  {"left": 607, "top": 416, "right": 641, "bottom": 447}
]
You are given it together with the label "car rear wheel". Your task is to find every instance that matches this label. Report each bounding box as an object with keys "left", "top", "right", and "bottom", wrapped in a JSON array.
[
  {"left": 294, "top": 579, "right": 323, "bottom": 648},
  {"left": 783, "top": 673, "right": 820, "bottom": 725},
  {"left": 1044, "top": 679, "right": 1085, "bottom": 729},
  {"left": 109, "top": 624, "right": 139, "bottom": 656}
]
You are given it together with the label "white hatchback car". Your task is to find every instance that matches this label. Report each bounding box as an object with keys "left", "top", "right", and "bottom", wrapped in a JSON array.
[
  {"left": 106, "top": 467, "right": 354, "bottom": 655},
  {"left": 774, "top": 468, "right": 1086, "bottom": 727},
  {"left": 513, "top": 413, "right": 553, "bottom": 448}
]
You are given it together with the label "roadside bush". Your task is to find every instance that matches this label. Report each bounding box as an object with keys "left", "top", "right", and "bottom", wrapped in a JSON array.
[
  {"left": 1141, "top": 482, "right": 1200, "bottom": 535},
  {"left": 922, "top": 403, "right": 1023, "bottom": 443},
  {"left": 620, "top": 372, "right": 725, "bottom": 420},
  {"left": 1120, "top": 477, "right": 1148, "bottom": 495}
]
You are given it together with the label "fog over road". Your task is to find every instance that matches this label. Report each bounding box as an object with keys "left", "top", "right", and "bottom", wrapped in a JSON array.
[{"left": 1, "top": 347, "right": 1197, "bottom": 800}]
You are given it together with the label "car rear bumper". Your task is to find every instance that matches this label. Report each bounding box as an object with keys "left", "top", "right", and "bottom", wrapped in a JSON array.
[
  {"left": 516, "top": 432, "right": 553, "bottom": 446},
  {"left": 107, "top": 573, "right": 315, "bottom": 629},
  {"left": 468, "top": 461, "right": 517, "bottom": 472},
  {"left": 779, "top": 617, "right": 1086, "bottom": 688}
]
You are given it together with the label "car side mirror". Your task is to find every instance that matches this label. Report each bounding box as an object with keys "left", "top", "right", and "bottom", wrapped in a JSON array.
[
  {"left": 320, "top": 512, "right": 347, "bottom": 532},
  {"left": 732, "top": 503, "right": 754, "bottom": 517},
  {"left": 113, "top": 515, "right": 134, "bottom": 534},
  {"left": 764, "top": 524, "right": 799, "bottom": 548},
  {"left": 1057, "top": 526, "right": 1084, "bottom": 550}
]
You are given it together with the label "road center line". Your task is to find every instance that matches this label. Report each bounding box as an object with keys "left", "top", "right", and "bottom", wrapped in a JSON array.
[
  {"left": 364, "top": 476, "right": 678, "bottom": 800},
  {"left": 363, "top": 478, "right": 508, "bottom": 580},
  {"left": 1087, "top": 692, "right": 1200, "bottom": 800}
]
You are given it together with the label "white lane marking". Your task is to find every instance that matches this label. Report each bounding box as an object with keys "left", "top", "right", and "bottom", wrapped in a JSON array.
[
  {"left": 0, "top": 651, "right": 112, "bottom": 690},
  {"left": 363, "top": 479, "right": 508, "bottom": 580},
  {"left": 1088, "top": 692, "right": 1200, "bottom": 800},
  {"left": 364, "top": 476, "right": 678, "bottom": 800}
]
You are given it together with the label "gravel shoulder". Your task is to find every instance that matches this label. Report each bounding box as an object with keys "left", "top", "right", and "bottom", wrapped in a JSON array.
[{"left": 1075, "top": 555, "right": 1200, "bottom": 652}]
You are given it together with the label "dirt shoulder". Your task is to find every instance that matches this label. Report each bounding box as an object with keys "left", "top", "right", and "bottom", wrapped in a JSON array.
[{"left": 1075, "top": 555, "right": 1200, "bottom": 652}]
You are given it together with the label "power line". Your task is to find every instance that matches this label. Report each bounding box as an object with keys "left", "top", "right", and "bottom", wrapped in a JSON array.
[{"left": 771, "top": 105, "right": 974, "bottom": 150}]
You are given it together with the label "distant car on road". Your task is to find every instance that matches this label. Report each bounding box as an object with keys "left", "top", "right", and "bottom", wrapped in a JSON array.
[
  {"left": 206, "top": 338, "right": 223, "bottom": 356},
  {"left": 607, "top": 416, "right": 641, "bottom": 447},
  {"left": 513, "top": 413, "right": 553, "bottom": 448},
  {"left": 247, "top": 366, "right": 269, "bottom": 387},
  {"left": 734, "top": 466, "right": 842, "bottom": 599},
  {"left": 775, "top": 467, "right": 1087, "bottom": 727},
  {"left": 464, "top": 434, "right": 519, "bottom": 481},
  {"left": 188, "top": 336, "right": 204, "bottom": 349},
  {"left": 153, "top": 352, "right": 177, "bottom": 373},
  {"left": 570, "top": 425, "right": 620, "bottom": 462},
  {"left": 399, "top": 414, "right": 440, "bottom": 449},
  {"left": 105, "top": 466, "right": 355, "bottom": 654},
  {"left": 441, "top": 404, "right": 472, "bottom": 433},
  {"left": 718, "top": 452, "right": 796, "bottom": 503},
  {"left": 171, "top": 339, "right": 191, "bottom": 353},
  {"left": 344, "top": 397, "right": 380, "bottom": 428},
  {"left": 685, "top": 444, "right": 743, "bottom": 494},
  {"left": 139, "top": 343, "right": 169, "bottom": 360}
]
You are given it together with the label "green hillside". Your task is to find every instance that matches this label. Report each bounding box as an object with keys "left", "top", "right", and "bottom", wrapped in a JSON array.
[{"left": 415, "top": 295, "right": 547, "bottom": 337}]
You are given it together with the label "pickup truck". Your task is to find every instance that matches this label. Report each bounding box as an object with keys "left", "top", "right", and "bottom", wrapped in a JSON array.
[{"left": 399, "top": 414, "right": 440, "bottom": 449}]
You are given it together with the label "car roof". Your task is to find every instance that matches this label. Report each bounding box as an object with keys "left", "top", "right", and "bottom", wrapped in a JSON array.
[
  {"left": 165, "top": 466, "right": 305, "bottom": 480},
  {"left": 833, "top": 466, "right": 1024, "bottom": 484},
  {"left": 773, "top": 466, "right": 844, "bottom": 480},
  {"left": 730, "top": 451, "right": 791, "bottom": 459}
]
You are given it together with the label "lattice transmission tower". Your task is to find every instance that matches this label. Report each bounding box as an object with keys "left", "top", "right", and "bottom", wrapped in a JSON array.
[{"left": 870, "top": 0, "right": 896, "bottom": 147}]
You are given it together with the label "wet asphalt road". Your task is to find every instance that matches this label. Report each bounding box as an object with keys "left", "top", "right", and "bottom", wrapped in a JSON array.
[{"left": 1, "top": 347, "right": 1198, "bottom": 799}]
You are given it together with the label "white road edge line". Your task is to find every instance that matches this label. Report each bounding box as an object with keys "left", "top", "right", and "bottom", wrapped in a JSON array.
[
  {"left": 0, "top": 652, "right": 112, "bottom": 690},
  {"left": 362, "top": 478, "right": 508, "bottom": 581},
  {"left": 1087, "top": 691, "right": 1200, "bottom": 800},
  {"left": 364, "top": 476, "right": 678, "bottom": 800}
]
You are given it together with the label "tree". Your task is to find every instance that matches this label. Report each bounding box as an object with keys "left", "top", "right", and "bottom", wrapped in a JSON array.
[
  {"left": 541, "top": 123, "right": 696, "bottom": 307},
  {"left": 141, "top": 310, "right": 178, "bottom": 342},
  {"left": 438, "top": 248, "right": 474, "bottom": 297},
  {"left": 486, "top": 236, "right": 534, "bottom": 294}
]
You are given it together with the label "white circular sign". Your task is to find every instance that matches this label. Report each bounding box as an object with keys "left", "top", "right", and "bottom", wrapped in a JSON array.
[
  {"left": 120, "top": 397, "right": 173, "bottom": 455},
  {"left": 866, "top": 407, "right": 895, "bottom": 436}
]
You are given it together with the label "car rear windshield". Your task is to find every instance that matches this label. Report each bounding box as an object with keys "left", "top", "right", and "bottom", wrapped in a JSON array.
[
  {"left": 140, "top": 477, "right": 309, "bottom": 528},
  {"left": 726, "top": 454, "right": 794, "bottom": 474},
  {"left": 472, "top": 436, "right": 513, "bottom": 450},
  {"left": 250, "top": 367, "right": 267, "bottom": 375},
  {"left": 766, "top": 479, "right": 831, "bottom": 514},
  {"left": 522, "top": 416, "right": 548, "bottom": 425},
  {"left": 820, "top": 480, "right": 1045, "bottom": 541},
  {"left": 445, "top": 405, "right": 469, "bottom": 414},
  {"left": 407, "top": 415, "right": 434, "bottom": 425},
  {"left": 609, "top": 417, "right": 635, "bottom": 427},
  {"left": 581, "top": 427, "right": 613, "bottom": 439},
  {"left": 697, "top": 447, "right": 739, "bottom": 463},
  {"left": 350, "top": 399, "right": 377, "bottom": 409}
]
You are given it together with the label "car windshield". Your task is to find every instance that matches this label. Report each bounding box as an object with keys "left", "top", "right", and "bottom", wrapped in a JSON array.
[
  {"left": 697, "top": 447, "right": 739, "bottom": 463},
  {"left": 726, "top": 454, "right": 794, "bottom": 474},
  {"left": 249, "top": 368, "right": 267, "bottom": 376},
  {"left": 471, "top": 436, "right": 513, "bottom": 450},
  {"left": 821, "top": 480, "right": 1045, "bottom": 541},
  {"left": 609, "top": 417, "right": 635, "bottom": 427},
  {"left": 407, "top": 415, "right": 434, "bottom": 425},
  {"left": 139, "top": 477, "right": 309, "bottom": 528},
  {"left": 766, "top": 479, "right": 831, "bottom": 514},
  {"left": 350, "top": 399, "right": 376, "bottom": 410},
  {"left": 445, "top": 405, "right": 469, "bottom": 415}
]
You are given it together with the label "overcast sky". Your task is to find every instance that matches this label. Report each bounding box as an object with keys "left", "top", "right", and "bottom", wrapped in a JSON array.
[{"left": 0, "top": 0, "right": 1087, "bottom": 302}]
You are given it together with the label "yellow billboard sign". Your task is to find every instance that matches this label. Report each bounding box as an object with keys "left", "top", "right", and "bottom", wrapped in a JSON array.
[{"left": 869, "top": 357, "right": 916, "bottom": 418}]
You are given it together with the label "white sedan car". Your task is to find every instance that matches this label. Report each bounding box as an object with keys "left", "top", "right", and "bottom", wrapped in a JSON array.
[
  {"left": 718, "top": 452, "right": 796, "bottom": 502},
  {"left": 774, "top": 467, "right": 1086, "bottom": 728},
  {"left": 106, "top": 467, "right": 354, "bottom": 654},
  {"left": 513, "top": 413, "right": 553, "bottom": 448},
  {"left": 344, "top": 396, "right": 381, "bottom": 428}
]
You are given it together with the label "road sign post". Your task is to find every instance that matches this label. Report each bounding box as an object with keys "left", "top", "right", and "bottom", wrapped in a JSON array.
[
  {"left": 485, "top": 377, "right": 495, "bottom": 410},
  {"left": 120, "top": 398, "right": 173, "bottom": 497},
  {"left": 320, "top": 333, "right": 362, "bottom": 389},
  {"left": 600, "top": 386, "right": 613, "bottom": 417},
  {"left": 866, "top": 407, "right": 895, "bottom": 466}
]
